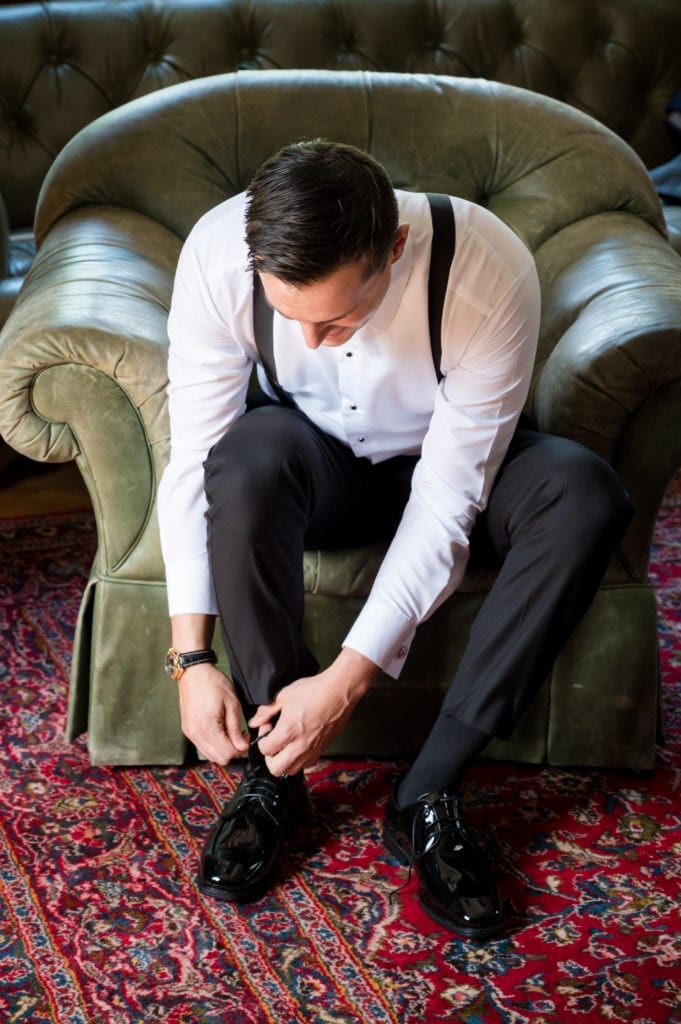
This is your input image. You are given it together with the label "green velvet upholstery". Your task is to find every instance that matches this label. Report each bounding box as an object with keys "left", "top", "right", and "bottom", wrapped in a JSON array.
[
  {"left": 0, "top": 0, "right": 680, "bottom": 332},
  {"left": 1, "top": 69, "right": 680, "bottom": 769}
]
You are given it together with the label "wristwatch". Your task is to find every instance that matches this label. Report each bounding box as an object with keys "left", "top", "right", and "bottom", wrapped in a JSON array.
[{"left": 164, "top": 647, "right": 217, "bottom": 680}]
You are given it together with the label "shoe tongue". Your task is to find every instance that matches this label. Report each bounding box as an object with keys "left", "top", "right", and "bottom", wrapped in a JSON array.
[{"left": 417, "top": 791, "right": 462, "bottom": 825}]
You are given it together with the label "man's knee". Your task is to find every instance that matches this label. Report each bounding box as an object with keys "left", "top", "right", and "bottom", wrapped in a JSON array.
[
  {"left": 527, "top": 436, "right": 631, "bottom": 549},
  {"left": 203, "top": 406, "right": 318, "bottom": 535},
  {"left": 498, "top": 433, "right": 632, "bottom": 553},
  {"left": 204, "top": 406, "right": 301, "bottom": 515}
]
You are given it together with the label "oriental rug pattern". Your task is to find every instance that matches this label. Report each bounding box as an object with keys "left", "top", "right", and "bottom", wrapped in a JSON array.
[{"left": 0, "top": 489, "right": 679, "bottom": 1024}]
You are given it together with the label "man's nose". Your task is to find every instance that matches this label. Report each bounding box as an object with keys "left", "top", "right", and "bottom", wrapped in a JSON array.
[{"left": 300, "top": 322, "right": 325, "bottom": 349}]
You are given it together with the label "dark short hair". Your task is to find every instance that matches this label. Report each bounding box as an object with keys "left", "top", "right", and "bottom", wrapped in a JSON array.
[{"left": 245, "top": 140, "right": 399, "bottom": 285}]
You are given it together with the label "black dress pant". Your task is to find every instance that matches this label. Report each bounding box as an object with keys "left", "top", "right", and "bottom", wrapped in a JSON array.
[{"left": 203, "top": 404, "right": 631, "bottom": 740}]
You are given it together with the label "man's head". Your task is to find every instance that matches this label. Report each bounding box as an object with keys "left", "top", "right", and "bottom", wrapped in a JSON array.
[
  {"left": 245, "top": 140, "right": 408, "bottom": 348},
  {"left": 246, "top": 139, "right": 399, "bottom": 284}
]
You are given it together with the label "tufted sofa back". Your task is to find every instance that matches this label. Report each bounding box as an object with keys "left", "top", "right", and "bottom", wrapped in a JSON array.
[
  {"left": 35, "top": 69, "right": 665, "bottom": 254},
  {"left": 1, "top": 0, "right": 680, "bottom": 234}
]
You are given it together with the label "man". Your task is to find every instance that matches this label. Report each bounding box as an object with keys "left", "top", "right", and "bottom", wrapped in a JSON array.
[{"left": 158, "top": 140, "right": 630, "bottom": 940}]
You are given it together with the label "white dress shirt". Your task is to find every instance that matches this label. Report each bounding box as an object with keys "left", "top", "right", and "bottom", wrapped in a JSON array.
[{"left": 157, "top": 189, "right": 540, "bottom": 678}]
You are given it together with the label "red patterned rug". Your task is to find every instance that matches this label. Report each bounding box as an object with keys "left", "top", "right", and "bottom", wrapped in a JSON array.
[{"left": 1, "top": 487, "right": 680, "bottom": 1024}]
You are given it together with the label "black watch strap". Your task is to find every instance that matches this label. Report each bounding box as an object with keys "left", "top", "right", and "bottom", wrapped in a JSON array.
[{"left": 178, "top": 648, "right": 217, "bottom": 670}]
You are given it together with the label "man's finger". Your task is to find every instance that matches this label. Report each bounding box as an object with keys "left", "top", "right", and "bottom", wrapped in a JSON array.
[
  {"left": 224, "top": 703, "right": 249, "bottom": 752},
  {"left": 264, "top": 748, "right": 299, "bottom": 778},
  {"left": 248, "top": 701, "right": 280, "bottom": 729},
  {"left": 196, "top": 740, "right": 230, "bottom": 766},
  {"left": 255, "top": 723, "right": 286, "bottom": 757}
]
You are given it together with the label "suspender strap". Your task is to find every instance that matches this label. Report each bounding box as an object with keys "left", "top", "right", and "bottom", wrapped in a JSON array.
[
  {"left": 425, "top": 193, "right": 456, "bottom": 383},
  {"left": 251, "top": 193, "right": 456, "bottom": 396},
  {"left": 252, "top": 271, "right": 296, "bottom": 407}
]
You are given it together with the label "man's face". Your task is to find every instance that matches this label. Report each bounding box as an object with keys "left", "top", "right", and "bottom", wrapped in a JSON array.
[{"left": 258, "top": 225, "right": 409, "bottom": 349}]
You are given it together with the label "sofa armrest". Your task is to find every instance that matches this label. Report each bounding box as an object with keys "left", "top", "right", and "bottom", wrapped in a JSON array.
[
  {"left": 0, "top": 206, "right": 180, "bottom": 575},
  {"left": 532, "top": 212, "right": 681, "bottom": 576}
]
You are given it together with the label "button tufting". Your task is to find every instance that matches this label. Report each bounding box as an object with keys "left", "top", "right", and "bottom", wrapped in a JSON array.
[{"left": 0, "top": 0, "right": 677, "bottom": 316}]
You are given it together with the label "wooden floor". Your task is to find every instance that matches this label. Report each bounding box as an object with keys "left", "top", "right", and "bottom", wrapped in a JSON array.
[{"left": 0, "top": 442, "right": 91, "bottom": 518}]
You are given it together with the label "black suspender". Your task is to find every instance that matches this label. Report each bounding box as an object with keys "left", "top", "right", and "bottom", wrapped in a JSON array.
[
  {"left": 425, "top": 193, "right": 455, "bottom": 382},
  {"left": 252, "top": 271, "right": 297, "bottom": 407},
  {"left": 251, "top": 192, "right": 455, "bottom": 396}
]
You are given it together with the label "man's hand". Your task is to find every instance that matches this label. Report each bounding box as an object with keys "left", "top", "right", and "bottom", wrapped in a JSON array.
[
  {"left": 177, "top": 662, "right": 249, "bottom": 765},
  {"left": 249, "top": 648, "right": 380, "bottom": 776}
]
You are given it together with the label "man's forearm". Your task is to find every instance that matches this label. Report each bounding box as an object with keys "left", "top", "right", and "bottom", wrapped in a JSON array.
[
  {"left": 336, "top": 645, "right": 381, "bottom": 699},
  {"left": 170, "top": 613, "right": 217, "bottom": 650}
]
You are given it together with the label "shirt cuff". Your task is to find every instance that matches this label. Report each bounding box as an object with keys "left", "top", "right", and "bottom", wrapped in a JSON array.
[
  {"left": 164, "top": 555, "right": 219, "bottom": 618},
  {"left": 342, "top": 597, "right": 417, "bottom": 678}
]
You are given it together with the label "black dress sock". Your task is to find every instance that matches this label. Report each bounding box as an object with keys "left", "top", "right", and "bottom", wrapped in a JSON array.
[{"left": 396, "top": 713, "right": 491, "bottom": 808}]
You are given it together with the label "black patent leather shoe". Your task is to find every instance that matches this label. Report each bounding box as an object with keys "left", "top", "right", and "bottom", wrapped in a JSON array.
[
  {"left": 383, "top": 783, "right": 503, "bottom": 939},
  {"left": 198, "top": 764, "right": 308, "bottom": 902}
]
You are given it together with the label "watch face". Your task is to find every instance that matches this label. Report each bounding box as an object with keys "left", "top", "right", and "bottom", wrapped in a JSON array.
[{"left": 164, "top": 649, "right": 180, "bottom": 679}]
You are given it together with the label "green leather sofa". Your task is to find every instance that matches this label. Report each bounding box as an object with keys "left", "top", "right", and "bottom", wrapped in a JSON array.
[
  {"left": 1, "top": 69, "right": 679, "bottom": 770},
  {"left": 1, "top": 0, "right": 680, "bottom": 331}
]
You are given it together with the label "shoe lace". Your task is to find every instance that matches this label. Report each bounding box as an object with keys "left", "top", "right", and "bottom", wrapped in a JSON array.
[
  {"left": 389, "top": 792, "right": 467, "bottom": 905},
  {"left": 232, "top": 770, "right": 288, "bottom": 826}
]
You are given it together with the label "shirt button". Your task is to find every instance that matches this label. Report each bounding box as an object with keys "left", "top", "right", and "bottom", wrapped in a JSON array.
[
  {"left": 358, "top": 437, "right": 365, "bottom": 443},
  {"left": 350, "top": 404, "right": 358, "bottom": 411},
  {"left": 345, "top": 351, "right": 353, "bottom": 357},
  {"left": 397, "top": 645, "right": 408, "bottom": 659}
]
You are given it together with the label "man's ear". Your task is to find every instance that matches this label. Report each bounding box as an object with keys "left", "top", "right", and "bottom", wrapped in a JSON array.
[{"left": 390, "top": 224, "right": 410, "bottom": 264}]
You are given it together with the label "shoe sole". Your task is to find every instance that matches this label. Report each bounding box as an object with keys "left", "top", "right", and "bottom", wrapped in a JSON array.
[
  {"left": 196, "top": 872, "right": 274, "bottom": 903},
  {"left": 197, "top": 799, "right": 309, "bottom": 903},
  {"left": 382, "top": 822, "right": 504, "bottom": 941},
  {"left": 417, "top": 897, "right": 505, "bottom": 940}
]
